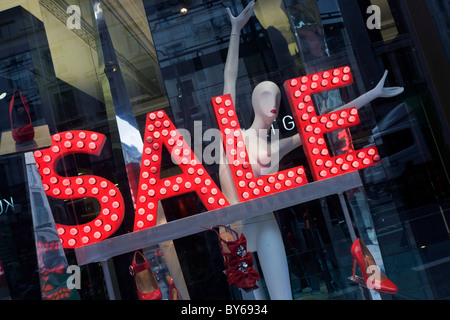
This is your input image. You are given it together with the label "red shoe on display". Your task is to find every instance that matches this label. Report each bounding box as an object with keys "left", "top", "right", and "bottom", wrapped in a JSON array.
[
  {"left": 10, "top": 90, "right": 35, "bottom": 143},
  {"left": 129, "top": 251, "right": 162, "bottom": 300},
  {"left": 167, "top": 276, "right": 181, "bottom": 300},
  {"left": 207, "top": 225, "right": 259, "bottom": 291},
  {"left": 350, "top": 238, "right": 398, "bottom": 294}
]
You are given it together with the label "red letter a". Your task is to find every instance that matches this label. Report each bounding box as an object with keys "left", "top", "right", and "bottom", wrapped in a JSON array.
[{"left": 134, "top": 111, "right": 229, "bottom": 231}]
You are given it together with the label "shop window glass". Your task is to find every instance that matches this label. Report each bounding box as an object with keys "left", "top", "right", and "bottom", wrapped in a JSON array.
[
  {"left": 369, "top": 0, "right": 399, "bottom": 41},
  {"left": 380, "top": 128, "right": 414, "bottom": 156},
  {"left": 0, "top": 0, "right": 448, "bottom": 301}
]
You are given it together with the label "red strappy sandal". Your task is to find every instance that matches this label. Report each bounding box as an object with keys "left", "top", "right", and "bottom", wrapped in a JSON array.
[{"left": 206, "top": 225, "right": 259, "bottom": 292}]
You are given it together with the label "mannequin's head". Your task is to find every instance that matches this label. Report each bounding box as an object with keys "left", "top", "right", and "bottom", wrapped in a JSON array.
[{"left": 251, "top": 81, "right": 281, "bottom": 127}]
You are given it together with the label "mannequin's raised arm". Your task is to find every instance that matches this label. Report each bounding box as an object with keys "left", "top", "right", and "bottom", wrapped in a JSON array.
[
  {"left": 223, "top": 1, "right": 255, "bottom": 102},
  {"left": 331, "top": 70, "right": 404, "bottom": 113}
]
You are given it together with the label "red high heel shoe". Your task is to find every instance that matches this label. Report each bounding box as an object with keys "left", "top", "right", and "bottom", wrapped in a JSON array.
[
  {"left": 206, "top": 225, "right": 259, "bottom": 291},
  {"left": 10, "top": 90, "right": 35, "bottom": 143},
  {"left": 350, "top": 238, "right": 398, "bottom": 294},
  {"left": 167, "top": 276, "right": 181, "bottom": 300},
  {"left": 129, "top": 251, "right": 162, "bottom": 300}
]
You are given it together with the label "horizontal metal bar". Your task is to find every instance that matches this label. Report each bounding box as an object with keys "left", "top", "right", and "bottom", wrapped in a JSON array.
[{"left": 75, "top": 171, "right": 362, "bottom": 265}]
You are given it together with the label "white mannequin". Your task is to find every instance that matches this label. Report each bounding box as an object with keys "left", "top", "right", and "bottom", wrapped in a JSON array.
[{"left": 219, "top": 1, "right": 403, "bottom": 300}]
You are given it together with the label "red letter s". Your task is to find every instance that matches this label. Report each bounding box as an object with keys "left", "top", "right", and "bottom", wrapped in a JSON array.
[{"left": 34, "top": 131, "right": 125, "bottom": 248}]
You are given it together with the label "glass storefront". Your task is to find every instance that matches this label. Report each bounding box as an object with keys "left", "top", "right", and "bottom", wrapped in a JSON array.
[{"left": 0, "top": 0, "right": 449, "bottom": 301}]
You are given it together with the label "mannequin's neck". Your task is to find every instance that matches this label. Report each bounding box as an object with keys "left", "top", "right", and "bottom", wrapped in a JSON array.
[{"left": 249, "top": 116, "right": 272, "bottom": 136}]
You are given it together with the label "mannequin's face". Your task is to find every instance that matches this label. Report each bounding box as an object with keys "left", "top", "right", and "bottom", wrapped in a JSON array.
[{"left": 251, "top": 81, "right": 281, "bottom": 126}]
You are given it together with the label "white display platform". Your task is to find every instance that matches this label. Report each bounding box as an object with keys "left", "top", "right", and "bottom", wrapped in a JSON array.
[{"left": 75, "top": 171, "right": 362, "bottom": 265}]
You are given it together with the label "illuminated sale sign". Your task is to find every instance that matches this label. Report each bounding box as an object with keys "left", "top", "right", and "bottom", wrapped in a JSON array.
[{"left": 34, "top": 66, "right": 380, "bottom": 248}]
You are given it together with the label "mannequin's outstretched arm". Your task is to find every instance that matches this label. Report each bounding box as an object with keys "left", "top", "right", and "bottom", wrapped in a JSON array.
[
  {"left": 276, "top": 71, "right": 404, "bottom": 157},
  {"left": 331, "top": 70, "right": 404, "bottom": 113},
  {"left": 223, "top": 1, "right": 255, "bottom": 102},
  {"left": 276, "top": 134, "right": 302, "bottom": 159}
]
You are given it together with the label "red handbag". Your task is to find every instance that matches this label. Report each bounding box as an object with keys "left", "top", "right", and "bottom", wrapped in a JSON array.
[{"left": 10, "top": 90, "right": 35, "bottom": 143}]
